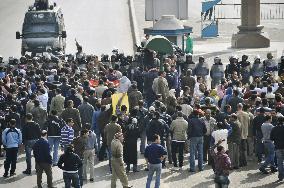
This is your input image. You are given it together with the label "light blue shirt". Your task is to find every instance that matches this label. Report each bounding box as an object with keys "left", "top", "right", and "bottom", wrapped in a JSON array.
[{"left": 2, "top": 127, "right": 22, "bottom": 148}]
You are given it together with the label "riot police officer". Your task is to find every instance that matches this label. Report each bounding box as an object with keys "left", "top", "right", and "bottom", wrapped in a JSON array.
[
  {"left": 278, "top": 56, "right": 284, "bottom": 81},
  {"left": 239, "top": 55, "right": 251, "bottom": 85},
  {"left": 183, "top": 53, "right": 195, "bottom": 74},
  {"left": 210, "top": 56, "right": 224, "bottom": 88},
  {"left": 225, "top": 55, "right": 240, "bottom": 79},
  {"left": 193, "top": 56, "right": 209, "bottom": 80},
  {"left": 251, "top": 55, "right": 264, "bottom": 79},
  {"left": 0, "top": 55, "right": 3, "bottom": 64},
  {"left": 263, "top": 52, "right": 278, "bottom": 77},
  {"left": 34, "top": 0, "right": 49, "bottom": 10}
]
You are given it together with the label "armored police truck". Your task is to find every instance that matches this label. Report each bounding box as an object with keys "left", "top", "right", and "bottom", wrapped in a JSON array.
[{"left": 16, "top": 3, "right": 67, "bottom": 56}]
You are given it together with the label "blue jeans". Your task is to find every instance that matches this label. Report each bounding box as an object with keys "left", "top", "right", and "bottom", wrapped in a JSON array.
[
  {"left": 63, "top": 172, "right": 80, "bottom": 188},
  {"left": 25, "top": 139, "right": 38, "bottom": 171},
  {"left": 48, "top": 137, "right": 60, "bottom": 165},
  {"left": 146, "top": 163, "right": 162, "bottom": 188},
  {"left": 189, "top": 137, "right": 204, "bottom": 171},
  {"left": 261, "top": 141, "right": 275, "bottom": 169},
  {"left": 95, "top": 129, "right": 100, "bottom": 153},
  {"left": 256, "top": 132, "right": 264, "bottom": 161},
  {"left": 276, "top": 149, "right": 284, "bottom": 179},
  {"left": 214, "top": 175, "right": 230, "bottom": 188},
  {"left": 78, "top": 166, "right": 83, "bottom": 186}
]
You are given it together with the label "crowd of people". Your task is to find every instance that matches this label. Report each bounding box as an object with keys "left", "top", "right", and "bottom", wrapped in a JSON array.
[{"left": 1, "top": 43, "right": 284, "bottom": 188}]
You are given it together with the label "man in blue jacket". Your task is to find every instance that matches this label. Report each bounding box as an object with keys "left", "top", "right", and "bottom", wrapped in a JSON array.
[
  {"left": 188, "top": 110, "right": 207, "bottom": 172},
  {"left": 145, "top": 134, "right": 167, "bottom": 188},
  {"left": 2, "top": 119, "right": 22, "bottom": 177},
  {"left": 33, "top": 130, "right": 54, "bottom": 188}
]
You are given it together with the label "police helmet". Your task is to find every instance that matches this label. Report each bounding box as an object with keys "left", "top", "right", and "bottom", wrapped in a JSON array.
[
  {"left": 214, "top": 56, "right": 221, "bottom": 64},
  {"left": 254, "top": 55, "right": 261, "bottom": 61},
  {"left": 232, "top": 55, "right": 238, "bottom": 60}
]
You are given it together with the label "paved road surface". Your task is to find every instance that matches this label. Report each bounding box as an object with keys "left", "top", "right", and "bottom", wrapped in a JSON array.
[
  {"left": 0, "top": 0, "right": 134, "bottom": 59},
  {"left": 0, "top": 150, "right": 283, "bottom": 188}
]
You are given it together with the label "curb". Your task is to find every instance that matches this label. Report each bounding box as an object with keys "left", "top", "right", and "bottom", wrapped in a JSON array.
[{"left": 128, "top": 0, "right": 141, "bottom": 51}]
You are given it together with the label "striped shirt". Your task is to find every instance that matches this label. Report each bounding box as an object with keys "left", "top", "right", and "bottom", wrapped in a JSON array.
[{"left": 60, "top": 125, "right": 74, "bottom": 147}]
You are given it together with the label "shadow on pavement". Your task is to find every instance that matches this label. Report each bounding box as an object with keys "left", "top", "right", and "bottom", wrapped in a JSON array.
[
  {"left": 240, "top": 172, "right": 268, "bottom": 184},
  {"left": 32, "top": 178, "right": 64, "bottom": 188},
  {"left": 163, "top": 170, "right": 195, "bottom": 183},
  {"left": 191, "top": 180, "right": 215, "bottom": 188},
  {"left": 251, "top": 180, "right": 283, "bottom": 188},
  {"left": 0, "top": 173, "right": 26, "bottom": 184}
]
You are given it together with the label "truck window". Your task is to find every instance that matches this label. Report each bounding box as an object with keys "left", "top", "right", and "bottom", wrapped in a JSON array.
[
  {"left": 24, "top": 12, "right": 56, "bottom": 24},
  {"left": 23, "top": 12, "right": 59, "bottom": 37}
]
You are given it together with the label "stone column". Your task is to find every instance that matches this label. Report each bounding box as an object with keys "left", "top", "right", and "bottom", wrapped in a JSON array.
[{"left": 231, "top": 0, "right": 270, "bottom": 48}]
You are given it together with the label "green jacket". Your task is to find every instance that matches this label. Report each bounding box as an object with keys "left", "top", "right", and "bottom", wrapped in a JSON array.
[{"left": 185, "top": 36, "right": 193, "bottom": 54}]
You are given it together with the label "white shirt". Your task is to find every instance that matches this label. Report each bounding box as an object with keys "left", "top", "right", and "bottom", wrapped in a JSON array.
[
  {"left": 117, "top": 76, "right": 131, "bottom": 93},
  {"left": 181, "top": 104, "right": 193, "bottom": 117},
  {"left": 211, "top": 129, "right": 229, "bottom": 152},
  {"left": 37, "top": 93, "right": 48, "bottom": 110}
]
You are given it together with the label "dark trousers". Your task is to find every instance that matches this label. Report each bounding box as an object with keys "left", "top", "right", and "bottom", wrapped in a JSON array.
[
  {"left": 25, "top": 139, "right": 38, "bottom": 171},
  {"left": 63, "top": 172, "right": 80, "bottom": 188},
  {"left": 98, "top": 141, "right": 107, "bottom": 161},
  {"left": 203, "top": 135, "right": 212, "bottom": 163},
  {"left": 36, "top": 162, "right": 53, "bottom": 188},
  {"left": 171, "top": 141, "right": 185, "bottom": 167},
  {"left": 239, "top": 139, "right": 248, "bottom": 166},
  {"left": 4, "top": 147, "right": 18, "bottom": 175}
]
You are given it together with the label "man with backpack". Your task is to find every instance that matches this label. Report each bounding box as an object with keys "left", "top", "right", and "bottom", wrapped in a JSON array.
[
  {"left": 2, "top": 119, "right": 22, "bottom": 177},
  {"left": 44, "top": 110, "right": 65, "bottom": 166}
]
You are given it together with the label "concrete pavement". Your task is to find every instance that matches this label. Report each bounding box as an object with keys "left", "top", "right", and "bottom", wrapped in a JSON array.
[
  {"left": 0, "top": 151, "right": 283, "bottom": 188},
  {"left": 133, "top": 0, "right": 284, "bottom": 63}
]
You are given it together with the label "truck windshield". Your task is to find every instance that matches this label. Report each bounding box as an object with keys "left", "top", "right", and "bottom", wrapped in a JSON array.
[
  {"left": 24, "top": 12, "right": 56, "bottom": 24},
  {"left": 23, "top": 24, "right": 58, "bottom": 38}
]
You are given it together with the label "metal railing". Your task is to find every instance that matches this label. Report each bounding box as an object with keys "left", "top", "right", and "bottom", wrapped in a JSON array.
[{"left": 214, "top": 2, "right": 284, "bottom": 20}]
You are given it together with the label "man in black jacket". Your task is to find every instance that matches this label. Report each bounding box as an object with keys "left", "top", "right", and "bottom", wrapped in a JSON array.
[
  {"left": 58, "top": 144, "right": 82, "bottom": 188},
  {"left": 22, "top": 113, "right": 41, "bottom": 175},
  {"left": 146, "top": 112, "right": 164, "bottom": 144},
  {"left": 271, "top": 116, "right": 284, "bottom": 181},
  {"left": 44, "top": 110, "right": 65, "bottom": 166},
  {"left": 188, "top": 110, "right": 207, "bottom": 172},
  {"left": 253, "top": 107, "right": 266, "bottom": 162},
  {"left": 33, "top": 130, "right": 54, "bottom": 188}
]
